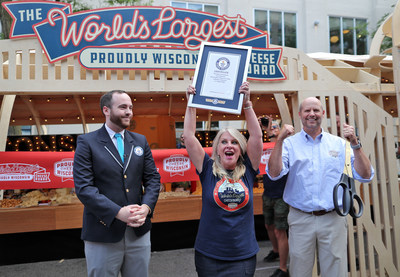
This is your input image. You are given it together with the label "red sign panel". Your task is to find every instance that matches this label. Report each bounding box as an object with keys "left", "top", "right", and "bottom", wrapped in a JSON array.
[{"left": 0, "top": 143, "right": 274, "bottom": 189}]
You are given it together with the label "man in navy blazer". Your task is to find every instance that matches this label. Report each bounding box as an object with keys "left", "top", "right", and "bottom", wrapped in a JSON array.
[{"left": 73, "top": 90, "right": 161, "bottom": 277}]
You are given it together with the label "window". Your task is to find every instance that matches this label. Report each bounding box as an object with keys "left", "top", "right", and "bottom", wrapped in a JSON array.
[
  {"left": 175, "top": 121, "right": 219, "bottom": 130},
  {"left": 329, "top": 16, "right": 367, "bottom": 55},
  {"left": 21, "top": 126, "right": 32, "bottom": 135},
  {"left": 254, "top": 10, "right": 297, "bottom": 48},
  {"left": 171, "top": 1, "right": 219, "bottom": 15}
]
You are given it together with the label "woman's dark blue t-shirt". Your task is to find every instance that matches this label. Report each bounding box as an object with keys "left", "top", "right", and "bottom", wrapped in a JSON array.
[{"left": 194, "top": 153, "right": 259, "bottom": 261}]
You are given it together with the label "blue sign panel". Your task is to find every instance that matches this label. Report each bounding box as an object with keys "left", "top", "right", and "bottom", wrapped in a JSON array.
[
  {"left": 3, "top": 2, "right": 286, "bottom": 81},
  {"left": 2, "top": 1, "right": 72, "bottom": 38}
]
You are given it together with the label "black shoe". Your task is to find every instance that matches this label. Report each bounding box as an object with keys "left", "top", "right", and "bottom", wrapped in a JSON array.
[
  {"left": 263, "top": 250, "right": 279, "bottom": 262},
  {"left": 270, "top": 268, "right": 289, "bottom": 277}
]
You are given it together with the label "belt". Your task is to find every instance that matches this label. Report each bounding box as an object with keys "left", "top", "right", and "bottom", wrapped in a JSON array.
[{"left": 291, "top": 206, "right": 333, "bottom": 216}]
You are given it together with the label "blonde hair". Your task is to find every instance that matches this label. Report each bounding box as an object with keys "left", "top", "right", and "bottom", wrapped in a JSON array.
[{"left": 211, "top": 128, "right": 247, "bottom": 181}]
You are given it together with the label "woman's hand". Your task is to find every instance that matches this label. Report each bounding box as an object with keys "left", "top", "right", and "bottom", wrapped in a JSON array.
[
  {"left": 239, "top": 81, "right": 250, "bottom": 104},
  {"left": 186, "top": 85, "right": 196, "bottom": 100},
  {"left": 239, "top": 82, "right": 252, "bottom": 110}
]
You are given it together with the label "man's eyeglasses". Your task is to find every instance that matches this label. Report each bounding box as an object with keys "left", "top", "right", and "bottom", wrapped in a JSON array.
[{"left": 271, "top": 125, "right": 279, "bottom": 129}]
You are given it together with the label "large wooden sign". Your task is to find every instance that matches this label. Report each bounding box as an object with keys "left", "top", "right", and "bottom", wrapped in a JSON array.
[{"left": 2, "top": 1, "right": 286, "bottom": 81}]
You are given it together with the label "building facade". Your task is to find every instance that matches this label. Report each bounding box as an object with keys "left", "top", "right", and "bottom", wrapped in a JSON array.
[{"left": 84, "top": 0, "right": 397, "bottom": 54}]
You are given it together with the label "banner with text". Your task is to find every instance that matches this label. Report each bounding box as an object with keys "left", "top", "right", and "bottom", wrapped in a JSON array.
[
  {"left": 2, "top": 2, "right": 286, "bottom": 81},
  {"left": 0, "top": 143, "right": 274, "bottom": 189}
]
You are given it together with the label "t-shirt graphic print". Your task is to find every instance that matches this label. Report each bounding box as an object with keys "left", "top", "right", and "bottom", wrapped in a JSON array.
[{"left": 213, "top": 177, "right": 249, "bottom": 212}]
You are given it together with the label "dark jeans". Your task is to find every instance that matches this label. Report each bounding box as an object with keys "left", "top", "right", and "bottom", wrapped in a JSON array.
[{"left": 195, "top": 250, "right": 256, "bottom": 277}]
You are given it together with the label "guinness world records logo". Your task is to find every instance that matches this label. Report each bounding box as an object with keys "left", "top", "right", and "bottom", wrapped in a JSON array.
[{"left": 216, "top": 57, "right": 230, "bottom": 70}]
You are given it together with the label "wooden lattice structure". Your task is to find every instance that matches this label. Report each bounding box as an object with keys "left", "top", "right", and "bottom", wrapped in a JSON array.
[{"left": 1, "top": 22, "right": 400, "bottom": 277}]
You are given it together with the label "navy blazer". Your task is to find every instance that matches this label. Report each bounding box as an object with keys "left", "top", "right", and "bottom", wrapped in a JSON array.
[{"left": 73, "top": 125, "right": 161, "bottom": 243}]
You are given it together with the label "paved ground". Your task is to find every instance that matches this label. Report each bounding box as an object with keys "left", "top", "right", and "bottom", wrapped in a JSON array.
[{"left": 0, "top": 240, "right": 282, "bottom": 277}]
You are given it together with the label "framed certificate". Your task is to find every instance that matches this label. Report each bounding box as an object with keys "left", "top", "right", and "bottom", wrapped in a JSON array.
[{"left": 188, "top": 42, "right": 252, "bottom": 114}]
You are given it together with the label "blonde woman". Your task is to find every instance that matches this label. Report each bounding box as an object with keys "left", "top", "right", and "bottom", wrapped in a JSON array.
[{"left": 183, "top": 82, "right": 263, "bottom": 277}]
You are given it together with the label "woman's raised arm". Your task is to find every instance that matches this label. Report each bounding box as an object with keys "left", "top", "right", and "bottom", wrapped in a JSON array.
[{"left": 183, "top": 85, "right": 206, "bottom": 173}]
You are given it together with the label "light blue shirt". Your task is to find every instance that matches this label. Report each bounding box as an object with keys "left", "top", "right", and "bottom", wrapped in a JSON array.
[
  {"left": 104, "top": 124, "right": 125, "bottom": 149},
  {"left": 267, "top": 129, "right": 374, "bottom": 212}
]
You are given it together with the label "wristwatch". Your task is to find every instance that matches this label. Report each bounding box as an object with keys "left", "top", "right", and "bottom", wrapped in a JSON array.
[{"left": 351, "top": 140, "right": 362, "bottom": 150}]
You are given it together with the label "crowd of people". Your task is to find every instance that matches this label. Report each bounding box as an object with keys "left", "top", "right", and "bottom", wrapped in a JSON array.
[{"left": 73, "top": 82, "right": 374, "bottom": 277}]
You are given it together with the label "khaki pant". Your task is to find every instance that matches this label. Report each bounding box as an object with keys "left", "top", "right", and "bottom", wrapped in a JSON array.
[{"left": 288, "top": 207, "right": 348, "bottom": 277}]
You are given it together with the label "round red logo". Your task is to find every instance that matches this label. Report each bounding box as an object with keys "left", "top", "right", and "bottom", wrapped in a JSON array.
[{"left": 213, "top": 177, "right": 249, "bottom": 212}]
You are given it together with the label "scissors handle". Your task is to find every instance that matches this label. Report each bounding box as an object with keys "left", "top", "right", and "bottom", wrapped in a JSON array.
[
  {"left": 333, "top": 183, "right": 351, "bottom": 216},
  {"left": 334, "top": 182, "right": 364, "bottom": 218},
  {"left": 349, "top": 194, "right": 364, "bottom": 218}
]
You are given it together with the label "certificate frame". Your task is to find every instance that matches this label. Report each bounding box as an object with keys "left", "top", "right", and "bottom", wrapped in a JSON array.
[{"left": 188, "top": 42, "right": 252, "bottom": 114}]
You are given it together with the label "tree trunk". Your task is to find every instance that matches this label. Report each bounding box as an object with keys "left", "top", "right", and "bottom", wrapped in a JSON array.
[{"left": 0, "top": 0, "right": 12, "bottom": 39}]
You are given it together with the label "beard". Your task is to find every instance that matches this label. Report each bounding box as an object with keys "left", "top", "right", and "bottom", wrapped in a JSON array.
[{"left": 110, "top": 112, "right": 131, "bottom": 129}]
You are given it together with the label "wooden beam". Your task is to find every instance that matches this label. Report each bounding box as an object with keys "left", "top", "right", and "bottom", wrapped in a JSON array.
[
  {"left": 73, "top": 95, "right": 89, "bottom": 133},
  {"left": 393, "top": 3, "right": 400, "bottom": 146},
  {"left": 206, "top": 110, "right": 212, "bottom": 131},
  {"left": 274, "top": 93, "right": 292, "bottom": 126},
  {"left": 0, "top": 95, "right": 16, "bottom": 151},
  {"left": 168, "top": 94, "right": 173, "bottom": 116},
  {"left": 20, "top": 95, "right": 43, "bottom": 135}
]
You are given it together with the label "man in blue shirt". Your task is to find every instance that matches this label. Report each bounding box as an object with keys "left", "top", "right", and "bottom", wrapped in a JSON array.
[{"left": 267, "top": 97, "right": 374, "bottom": 277}]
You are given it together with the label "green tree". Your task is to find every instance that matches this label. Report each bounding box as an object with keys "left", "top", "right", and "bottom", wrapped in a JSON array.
[
  {"left": 58, "top": 0, "right": 92, "bottom": 12},
  {"left": 0, "top": 0, "right": 12, "bottom": 39}
]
